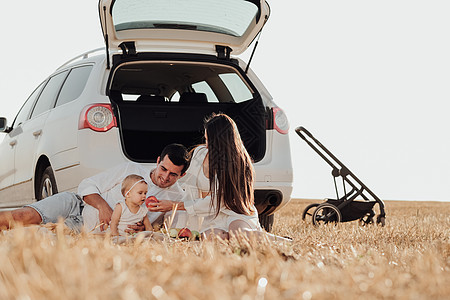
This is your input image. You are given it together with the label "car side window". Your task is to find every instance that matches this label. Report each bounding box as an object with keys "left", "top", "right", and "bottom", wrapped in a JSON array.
[
  {"left": 219, "top": 73, "right": 253, "bottom": 103},
  {"left": 13, "top": 82, "right": 46, "bottom": 127},
  {"left": 192, "top": 81, "right": 219, "bottom": 102},
  {"left": 55, "top": 65, "right": 93, "bottom": 107},
  {"left": 30, "top": 71, "right": 68, "bottom": 118}
]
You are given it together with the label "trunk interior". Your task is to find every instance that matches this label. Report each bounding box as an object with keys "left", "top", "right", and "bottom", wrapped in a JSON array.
[{"left": 108, "top": 59, "right": 267, "bottom": 162}]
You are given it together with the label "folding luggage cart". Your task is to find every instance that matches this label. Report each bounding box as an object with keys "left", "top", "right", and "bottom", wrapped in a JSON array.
[{"left": 295, "top": 126, "right": 386, "bottom": 226}]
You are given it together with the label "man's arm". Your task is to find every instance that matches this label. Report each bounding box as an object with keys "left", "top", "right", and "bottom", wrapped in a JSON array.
[
  {"left": 147, "top": 200, "right": 185, "bottom": 212},
  {"left": 83, "top": 194, "right": 113, "bottom": 231}
]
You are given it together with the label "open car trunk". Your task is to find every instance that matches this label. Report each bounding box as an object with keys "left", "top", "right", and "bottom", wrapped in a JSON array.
[{"left": 108, "top": 57, "right": 267, "bottom": 162}]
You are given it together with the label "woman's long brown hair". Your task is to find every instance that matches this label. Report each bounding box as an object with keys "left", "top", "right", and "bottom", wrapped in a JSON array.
[{"left": 204, "top": 113, "right": 255, "bottom": 216}]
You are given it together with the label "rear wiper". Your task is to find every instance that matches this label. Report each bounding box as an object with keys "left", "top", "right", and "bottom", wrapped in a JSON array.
[{"left": 153, "top": 23, "right": 197, "bottom": 30}]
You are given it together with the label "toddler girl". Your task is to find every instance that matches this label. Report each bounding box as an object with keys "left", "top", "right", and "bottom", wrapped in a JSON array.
[{"left": 110, "top": 174, "right": 152, "bottom": 236}]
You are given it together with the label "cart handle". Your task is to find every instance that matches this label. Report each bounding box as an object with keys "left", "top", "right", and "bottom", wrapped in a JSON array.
[
  {"left": 295, "top": 126, "right": 311, "bottom": 141},
  {"left": 295, "top": 126, "right": 341, "bottom": 175}
]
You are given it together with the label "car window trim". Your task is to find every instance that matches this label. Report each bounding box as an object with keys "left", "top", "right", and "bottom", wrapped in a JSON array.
[
  {"left": 12, "top": 81, "right": 47, "bottom": 128},
  {"left": 54, "top": 64, "right": 95, "bottom": 108},
  {"left": 29, "top": 70, "right": 70, "bottom": 120}
]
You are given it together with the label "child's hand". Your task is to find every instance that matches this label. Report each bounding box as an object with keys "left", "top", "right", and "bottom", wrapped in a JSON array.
[{"left": 125, "top": 221, "right": 145, "bottom": 233}]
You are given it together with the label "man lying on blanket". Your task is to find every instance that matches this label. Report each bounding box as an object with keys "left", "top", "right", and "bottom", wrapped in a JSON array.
[{"left": 0, "top": 144, "right": 190, "bottom": 233}]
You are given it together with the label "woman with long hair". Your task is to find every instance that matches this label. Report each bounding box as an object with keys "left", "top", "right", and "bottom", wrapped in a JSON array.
[{"left": 149, "top": 113, "right": 289, "bottom": 241}]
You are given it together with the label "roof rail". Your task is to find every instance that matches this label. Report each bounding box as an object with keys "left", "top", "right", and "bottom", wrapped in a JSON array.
[{"left": 56, "top": 48, "right": 105, "bottom": 71}]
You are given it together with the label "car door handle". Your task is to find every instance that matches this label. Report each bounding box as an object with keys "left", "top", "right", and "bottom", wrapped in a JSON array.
[
  {"left": 33, "top": 130, "right": 42, "bottom": 137},
  {"left": 9, "top": 140, "right": 17, "bottom": 146}
]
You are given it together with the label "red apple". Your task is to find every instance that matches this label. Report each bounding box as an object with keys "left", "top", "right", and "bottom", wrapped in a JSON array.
[
  {"left": 145, "top": 196, "right": 158, "bottom": 209},
  {"left": 178, "top": 227, "right": 192, "bottom": 239}
]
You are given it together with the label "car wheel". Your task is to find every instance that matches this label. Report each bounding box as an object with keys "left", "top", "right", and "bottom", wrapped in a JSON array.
[
  {"left": 37, "top": 166, "right": 58, "bottom": 200},
  {"left": 259, "top": 213, "right": 274, "bottom": 232}
]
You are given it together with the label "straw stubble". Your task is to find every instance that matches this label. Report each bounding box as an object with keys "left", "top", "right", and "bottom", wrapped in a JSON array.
[{"left": 0, "top": 199, "right": 448, "bottom": 300}]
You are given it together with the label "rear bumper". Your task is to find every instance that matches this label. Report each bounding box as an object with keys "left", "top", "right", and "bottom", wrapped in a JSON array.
[
  {"left": 254, "top": 183, "right": 293, "bottom": 216},
  {"left": 253, "top": 130, "right": 293, "bottom": 215}
]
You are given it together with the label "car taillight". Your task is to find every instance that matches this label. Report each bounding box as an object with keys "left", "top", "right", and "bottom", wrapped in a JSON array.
[
  {"left": 78, "top": 104, "right": 117, "bottom": 132},
  {"left": 272, "top": 107, "right": 289, "bottom": 134}
]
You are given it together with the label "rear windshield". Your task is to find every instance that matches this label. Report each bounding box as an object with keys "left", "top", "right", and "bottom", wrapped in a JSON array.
[
  {"left": 111, "top": 62, "right": 254, "bottom": 104},
  {"left": 110, "top": 61, "right": 266, "bottom": 163},
  {"left": 111, "top": 0, "right": 259, "bottom": 37}
]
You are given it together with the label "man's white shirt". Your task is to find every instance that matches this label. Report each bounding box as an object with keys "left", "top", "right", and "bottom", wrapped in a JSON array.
[{"left": 78, "top": 162, "right": 185, "bottom": 232}]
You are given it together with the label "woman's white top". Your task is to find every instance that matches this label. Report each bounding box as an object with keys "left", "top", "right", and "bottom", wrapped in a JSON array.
[
  {"left": 116, "top": 201, "right": 149, "bottom": 236},
  {"left": 181, "top": 146, "right": 261, "bottom": 232}
]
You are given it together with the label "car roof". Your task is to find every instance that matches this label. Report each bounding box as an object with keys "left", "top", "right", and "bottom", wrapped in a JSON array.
[{"left": 55, "top": 48, "right": 106, "bottom": 72}]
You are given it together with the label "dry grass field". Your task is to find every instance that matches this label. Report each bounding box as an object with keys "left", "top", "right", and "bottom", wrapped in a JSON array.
[{"left": 0, "top": 199, "right": 448, "bottom": 300}]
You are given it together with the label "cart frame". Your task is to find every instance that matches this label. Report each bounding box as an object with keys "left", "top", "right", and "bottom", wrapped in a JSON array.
[{"left": 295, "top": 126, "right": 386, "bottom": 225}]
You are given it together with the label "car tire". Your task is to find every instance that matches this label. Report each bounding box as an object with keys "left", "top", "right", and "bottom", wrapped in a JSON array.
[
  {"left": 37, "top": 166, "right": 58, "bottom": 200},
  {"left": 259, "top": 213, "right": 274, "bottom": 232}
]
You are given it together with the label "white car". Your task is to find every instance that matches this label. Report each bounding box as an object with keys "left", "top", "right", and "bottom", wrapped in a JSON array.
[{"left": 0, "top": 0, "right": 292, "bottom": 231}]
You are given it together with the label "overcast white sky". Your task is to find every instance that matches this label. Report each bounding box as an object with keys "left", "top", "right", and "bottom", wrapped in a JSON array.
[{"left": 1, "top": 1, "right": 449, "bottom": 201}]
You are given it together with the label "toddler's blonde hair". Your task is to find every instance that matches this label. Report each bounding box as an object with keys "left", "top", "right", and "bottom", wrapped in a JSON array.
[{"left": 121, "top": 174, "right": 146, "bottom": 196}]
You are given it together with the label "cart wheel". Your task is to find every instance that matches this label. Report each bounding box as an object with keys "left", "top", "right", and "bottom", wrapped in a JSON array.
[
  {"left": 302, "top": 203, "right": 320, "bottom": 223},
  {"left": 312, "top": 203, "right": 342, "bottom": 226},
  {"left": 376, "top": 215, "right": 386, "bottom": 227}
]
